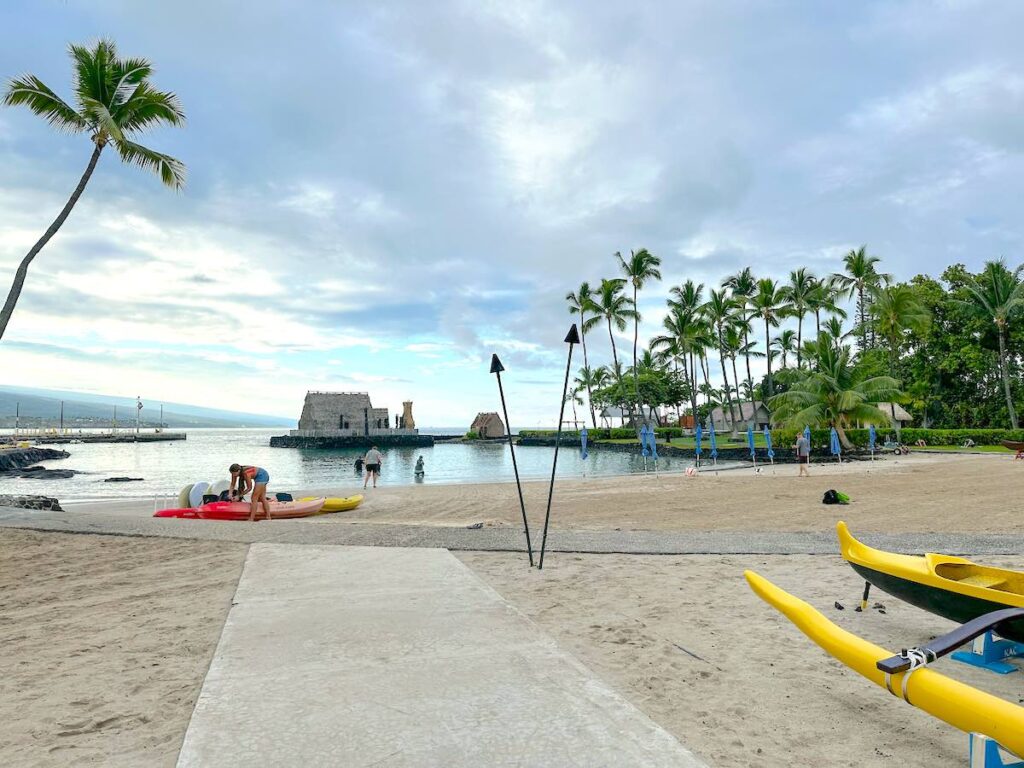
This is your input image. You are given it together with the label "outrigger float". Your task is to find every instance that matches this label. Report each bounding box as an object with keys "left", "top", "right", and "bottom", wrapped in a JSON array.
[
  {"left": 837, "top": 521, "right": 1024, "bottom": 645},
  {"left": 746, "top": 571, "right": 1024, "bottom": 765}
]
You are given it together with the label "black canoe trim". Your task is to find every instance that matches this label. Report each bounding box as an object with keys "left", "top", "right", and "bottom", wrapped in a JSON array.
[{"left": 850, "top": 562, "right": 1024, "bottom": 644}]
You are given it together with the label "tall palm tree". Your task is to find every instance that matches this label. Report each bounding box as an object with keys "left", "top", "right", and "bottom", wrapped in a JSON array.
[
  {"left": 960, "top": 260, "right": 1024, "bottom": 429},
  {"left": 585, "top": 277, "right": 638, "bottom": 421},
  {"left": 1, "top": 39, "right": 186, "bottom": 340},
  {"left": 617, "top": 248, "right": 662, "bottom": 419},
  {"left": 669, "top": 279, "right": 704, "bottom": 315},
  {"left": 723, "top": 268, "right": 758, "bottom": 408},
  {"left": 723, "top": 323, "right": 747, "bottom": 424},
  {"left": 566, "top": 282, "right": 596, "bottom": 426},
  {"left": 871, "top": 284, "right": 931, "bottom": 376},
  {"left": 833, "top": 246, "right": 890, "bottom": 352},
  {"left": 702, "top": 289, "right": 739, "bottom": 431},
  {"left": 807, "top": 276, "right": 848, "bottom": 338},
  {"left": 771, "top": 329, "right": 797, "bottom": 369},
  {"left": 651, "top": 307, "right": 701, "bottom": 426},
  {"left": 749, "top": 278, "right": 788, "bottom": 396},
  {"left": 782, "top": 268, "right": 816, "bottom": 368},
  {"left": 768, "top": 342, "right": 901, "bottom": 448},
  {"left": 573, "top": 365, "right": 604, "bottom": 428}
]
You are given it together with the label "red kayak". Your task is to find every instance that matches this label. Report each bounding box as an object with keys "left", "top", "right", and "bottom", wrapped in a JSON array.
[{"left": 154, "top": 497, "right": 326, "bottom": 521}]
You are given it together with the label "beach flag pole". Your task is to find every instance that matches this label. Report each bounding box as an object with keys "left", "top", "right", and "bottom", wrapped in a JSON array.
[
  {"left": 538, "top": 324, "right": 579, "bottom": 570},
  {"left": 491, "top": 353, "right": 534, "bottom": 567}
]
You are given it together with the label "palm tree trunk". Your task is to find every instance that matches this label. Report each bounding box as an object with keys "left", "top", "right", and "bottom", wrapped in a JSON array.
[
  {"left": 580, "top": 324, "right": 597, "bottom": 429},
  {"left": 998, "top": 328, "right": 1019, "bottom": 429},
  {"left": 688, "top": 351, "right": 699, "bottom": 429},
  {"left": 796, "top": 313, "right": 804, "bottom": 368},
  {"left": 742, "top": 328, "right": 754, "bottom": 404},
  {"left": 858, "top": 285, "right": 867, "bottom": 351},
  {"left": 0, "top": 143, "right": 104, "bottom": 341},
  {"left": 631, "top": 284, "right": 641, "bottom": 424},
  {"left": 764, "top": 319, "right": 774, "bottom": 397},
  {"left": 607, "top": 317, "right": 630, "bottom": 427},
  {"left": 730, "top": 352, "right": 743, "bottom": 426},
  {"left": 716, "top": 331, "right": 735, "bottom": 432}
]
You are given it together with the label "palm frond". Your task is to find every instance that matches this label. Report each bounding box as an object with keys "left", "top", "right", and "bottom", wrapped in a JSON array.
[
  {"left": 108, "top": 56, "right": 153, "bottom": 109},
  {"left": 69, "top": 39, "right": 118, "bottom": 109},
  {"left": 115, "top": 138, "right": 186, "bottom": 189},
  {"left": 79, "top": 96, "right": 124, "bottom": 142},
  {"left": 116, "top": 83, "right": 185, "bottom": 131},
  {"left": 3, "top": 74, "right": 87, "bottom": 132}
]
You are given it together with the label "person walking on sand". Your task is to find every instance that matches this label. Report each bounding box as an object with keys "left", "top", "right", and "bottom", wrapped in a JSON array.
[
  {"left": 794, "top": 433, "right": 811, "bottom": 477},
  {"left": 363, "top": 445, "right": 384, "bottom": 489},
  {"left": 229, "top": 463, "right": 271, "bottom": 521}
]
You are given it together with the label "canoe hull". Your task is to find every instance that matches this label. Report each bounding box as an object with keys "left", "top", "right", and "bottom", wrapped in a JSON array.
[{"left": 850, "top": 562, "right": 1024, "bottom": 643}]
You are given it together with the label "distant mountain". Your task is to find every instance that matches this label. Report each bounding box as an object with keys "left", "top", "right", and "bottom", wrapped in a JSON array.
[{"left": 0, "top": 385, "right": 294, "bottom": 429}]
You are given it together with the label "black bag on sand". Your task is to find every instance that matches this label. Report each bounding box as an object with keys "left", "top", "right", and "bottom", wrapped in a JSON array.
[
  {"left": 822, "top": 489, "right": 840, "bottom": 505},
  {"left": 275, "top": 492, "right": 293, "bottom": 502}
]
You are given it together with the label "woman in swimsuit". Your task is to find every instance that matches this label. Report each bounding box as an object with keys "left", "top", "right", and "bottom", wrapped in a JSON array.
[{"left": 229, "top": 463, "right": 271, "bottom": 521}]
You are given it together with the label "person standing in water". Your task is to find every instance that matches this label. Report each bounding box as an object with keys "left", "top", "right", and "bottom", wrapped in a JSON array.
[
  {"left": 363, "top": 445, "right": 384, "bottom": 489},
  {"left": 414, "top": 455, "right": 425, "bottom": 478},
  {"left": 229, "top": 463, "right": 271, "bottom": 521}
]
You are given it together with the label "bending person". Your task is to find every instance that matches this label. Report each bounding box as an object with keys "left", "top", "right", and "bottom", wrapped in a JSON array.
[{"left": 229, "top": 463, "right": 271, "bottom": 521}]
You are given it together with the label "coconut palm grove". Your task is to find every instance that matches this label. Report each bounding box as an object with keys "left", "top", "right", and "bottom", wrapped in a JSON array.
[{"left": 564, "top": 248, "right": 1024, "bottom": 445}]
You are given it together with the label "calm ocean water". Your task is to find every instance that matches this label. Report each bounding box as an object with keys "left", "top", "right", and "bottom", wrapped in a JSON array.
[{"left": 2, "top": 428, "right": 701, "bottom": 501}]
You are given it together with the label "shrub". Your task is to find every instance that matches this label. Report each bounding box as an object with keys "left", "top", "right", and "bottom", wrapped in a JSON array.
[{"left": 464, "top": 430, "right": 480, "bottom": 440}]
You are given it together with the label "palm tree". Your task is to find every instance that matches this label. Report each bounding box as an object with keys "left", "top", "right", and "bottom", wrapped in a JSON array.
[
  {"left": 617, "top": 248, "right": 662, "bottom": 419},
  {"left": 651, "top": 307, "right": 701, "bottom": 426},
  {"left": 768, "top": 342, "right": 902, "bottom": 448},
  {"left": 833, "top": 246, "right": 890, "bottom": 352},
  {"left": 807, "top": 276, "right": 847, "bottom": 338},
  {"left": 1, "top": 39, "right": 186, "bottom": 340},
  {"left": 782, "top": 268, "right": 816, "bottom": 368},
  {"left": 871, "top": 284, "right": 931, "bottom": 376},
  {"left": 573, "top": 365, "right": 605, "bottom": 428},
  {"left": 749, "top": 278, "right": 788, "bottom": 396},
  {"left": 585, "top": 277, "right": 638, "bottom": 421},
  {"left": 771, "top": 329, "right": 797, "bottom": 369},
  {"left": 960, "top": 260, "right": 1024, "bottom": 429},
  {"left": 723, "top": 268, "right": 758, "bottom": 409},
  {"left": 566, "top": 282, "right": 596, "bottom": 426},
  {"left": 669, "top": 279, "right": 704, "bottom": 315},
  {"left": 723, "top": 323, "right": 747, "bottom": 424},
  {"left": 702, "top": 289, "right": 739, "bottom": 431},
  {"left": 821, "top": 317, "right": 851, "bottom": 344}
]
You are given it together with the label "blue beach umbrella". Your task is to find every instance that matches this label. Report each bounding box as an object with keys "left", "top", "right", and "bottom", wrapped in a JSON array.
[
  {"left": 764, "top": 427, "right": 774, "bottom": 459},
  {"left": 803, "top": 425, "right": 811, "bottom": 444},
  {"left": 695, "top": 423, "right": 703, "bottom": 461},
  {"left": 648, "top": 427, "right": 659, "bottom": 461},
  {"left": 747, "top": 425, "right": 756, "bottom": 459},
  {"left": 830, "top": 427, "right": 841, "bottom": 459},
  {"left": 869, "top": 424, "right": 877, "bottom": 453},
  {"left": 709, "top": 422, "right": 718, "bottom": 460},
  {"left": 640, "top": 424, "right": 650, "bottom": 458},
  {"left": 580, "top": 427, "right": 589, "bottom": 460}
]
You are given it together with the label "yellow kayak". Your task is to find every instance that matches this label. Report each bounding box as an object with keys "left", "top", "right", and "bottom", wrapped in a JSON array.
[
  {"left": 301, "top": 495, "right": 363, "bottom": 513},
  {"left": 745, "top": 570, "right": 1024, "bottom": 757}
]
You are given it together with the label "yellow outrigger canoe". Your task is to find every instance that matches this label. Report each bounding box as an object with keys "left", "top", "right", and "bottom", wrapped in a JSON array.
[
  {"left": 745, "top": 571, "right": 1024, "bottom": 758},
  {"left": 837, "top": 522, "right": 1024, "bottom": 642}
]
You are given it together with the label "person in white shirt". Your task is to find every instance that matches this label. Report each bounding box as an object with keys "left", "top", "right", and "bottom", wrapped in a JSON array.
[{"left": 363, "top": 446, "right": 384, "bottom": 489}]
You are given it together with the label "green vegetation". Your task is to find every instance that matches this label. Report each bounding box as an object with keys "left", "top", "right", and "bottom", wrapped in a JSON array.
[
  {"left": 565, "top": 246, "right": 1024, "bottom": 436},
  {"left": 464, "top": 430, "right": 480, "bottom": 440},
  {"left": 1, "top": 39, "right": 186, "bottom": 341}
]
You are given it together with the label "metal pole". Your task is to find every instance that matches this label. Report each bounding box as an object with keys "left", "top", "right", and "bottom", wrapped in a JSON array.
[
  {"left": 491, "top": 355, "right": 534, "bottom": 566},
  {"left": 15, "top": 402, "right": 19, "bottom": 438},
  {"left": 538, "top": 324, "right": 578, "bottom": 570},
  {"left": 160, "top": 404, "right": 163, "bottom": 429},
  {"left": 59, "top": 400, "right": 64, "bottom": 433}
]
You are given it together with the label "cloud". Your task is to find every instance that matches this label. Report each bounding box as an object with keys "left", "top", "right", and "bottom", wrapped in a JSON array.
[{"left": 1, "top": 1, "right": 1022, "bottom": 423}]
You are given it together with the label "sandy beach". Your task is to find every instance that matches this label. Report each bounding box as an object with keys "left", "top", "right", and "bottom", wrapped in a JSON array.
[
  {"left": 0, "top": 530, "right": 246, "bottom": 767},
  {"left": 4, "top": 452, "right": 1023, "bottom": 766},
  {"left": 286, "top": 453, "right": 1018, "bottom": 534}
]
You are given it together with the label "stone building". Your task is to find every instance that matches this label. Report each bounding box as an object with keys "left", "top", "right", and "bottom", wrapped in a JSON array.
[
  {"left": 293, "top": 392, "right": 417, "bottom": 437},
  {"left": 470, "top": 412, "right": 505, "bottom": 438}
]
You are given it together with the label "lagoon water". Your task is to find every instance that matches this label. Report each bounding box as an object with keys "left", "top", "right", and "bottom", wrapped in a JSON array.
[{"left": 3, "top": 428, "right": 703, "bottom": 502}]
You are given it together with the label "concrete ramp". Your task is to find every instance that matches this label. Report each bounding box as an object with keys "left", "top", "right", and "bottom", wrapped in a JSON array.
[{"left": 177, "top": 544, "right": 705, "bottom": 767}]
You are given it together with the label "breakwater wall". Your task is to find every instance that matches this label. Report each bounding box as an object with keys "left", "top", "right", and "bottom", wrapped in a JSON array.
[
  {"left": 270, "top": 434, "right": 435, "bottom": 449},
  {"left": 0, "top": 447, "right": 70, "bottom": 472}
]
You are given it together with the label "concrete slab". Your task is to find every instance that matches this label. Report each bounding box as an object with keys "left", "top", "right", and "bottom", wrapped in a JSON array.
[{"left": 177, "top": 544, "right": 706, "bottom": 767}]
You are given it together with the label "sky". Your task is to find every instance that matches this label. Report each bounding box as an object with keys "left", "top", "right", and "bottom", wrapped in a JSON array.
[{"left": 1, "top": 1, "right": 1022, "bottom": 426}]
